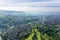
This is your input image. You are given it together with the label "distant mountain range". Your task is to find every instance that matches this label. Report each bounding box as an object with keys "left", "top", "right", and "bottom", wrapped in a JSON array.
[{"left": 0, "top": 10, "right": 60, "bottom": 16}]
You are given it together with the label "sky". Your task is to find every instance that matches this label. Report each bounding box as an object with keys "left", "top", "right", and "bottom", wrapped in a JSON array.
[{"left": 0, "top": 0, "right": 60, "bottom": 12}]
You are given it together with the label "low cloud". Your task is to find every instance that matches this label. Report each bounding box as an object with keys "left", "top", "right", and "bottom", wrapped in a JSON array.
[
  {"left": 0, "top": 0, "right": 60, "bottom": 12},
  {"left": 0, "top": 7, "right": 60, "bottom": 12}
]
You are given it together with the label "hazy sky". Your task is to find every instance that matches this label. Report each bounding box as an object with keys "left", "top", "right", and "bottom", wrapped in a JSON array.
[{"left": 0, "top": 0, "right": 60, "bottom": 12}]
